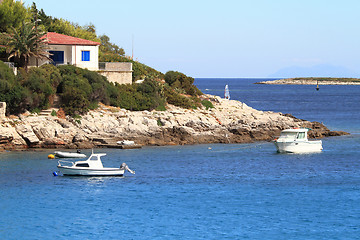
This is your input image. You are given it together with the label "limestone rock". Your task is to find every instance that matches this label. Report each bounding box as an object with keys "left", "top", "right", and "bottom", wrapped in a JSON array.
[{"left": 15, "top": 124, "right": 40, "bottom": 145}]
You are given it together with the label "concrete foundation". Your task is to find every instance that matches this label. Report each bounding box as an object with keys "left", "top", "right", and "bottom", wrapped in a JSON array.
[{"left": 98, "top": 62, "right": 133, "bottom": 85}]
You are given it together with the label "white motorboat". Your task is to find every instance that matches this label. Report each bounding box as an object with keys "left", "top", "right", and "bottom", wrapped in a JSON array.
[
  {"left": 57, "top": 152, "right": 135, "bottom": 176},
  {"left": 274, "top": 128, "right": 323, "bottom": 153},
  {"left": 54, "top": 151, "right": 86, "bottom": 158},
  {"left": 117, "top": 140, "right": 135, "bottom": 145}
]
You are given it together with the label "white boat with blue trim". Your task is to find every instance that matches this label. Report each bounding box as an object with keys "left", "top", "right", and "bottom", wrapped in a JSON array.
[
  {"left": 274, "top": 128, "right": 323, "bottom": 153},
  {"left": 57, "top": 152, "right": 135, "bottom": 176}
]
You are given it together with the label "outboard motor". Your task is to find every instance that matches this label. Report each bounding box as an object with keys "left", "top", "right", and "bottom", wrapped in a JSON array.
[{"left": 120, "top": 163, "right": 135, "bottom": 174}]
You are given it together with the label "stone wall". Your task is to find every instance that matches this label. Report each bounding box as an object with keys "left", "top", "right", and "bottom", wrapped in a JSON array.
[
  {"left": 98, "top": 62, "right": 133, "bottom": 85},
  {"left": 98, "top": 71, "right": 133, "bottom": 85}
]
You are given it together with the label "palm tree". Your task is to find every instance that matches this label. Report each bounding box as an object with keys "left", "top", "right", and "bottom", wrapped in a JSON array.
[{"left": 1, "top": 21, "right": 51, "bottom": 71}]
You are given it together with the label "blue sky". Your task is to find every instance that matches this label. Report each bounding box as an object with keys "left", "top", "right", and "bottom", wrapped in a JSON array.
[{"left": 27, "top": 0, "right": 360, "bottom": 78}]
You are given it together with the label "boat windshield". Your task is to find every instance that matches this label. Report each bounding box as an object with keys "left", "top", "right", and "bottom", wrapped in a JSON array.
[
  {"left": 89, "top": 156, "right": 98, "bottom": 161},
  {"left": 279, "top": 132, "right": 297, "bottom": 140},
  {"left": 297, "top": 132, "right": 306, "bottom": 139}
]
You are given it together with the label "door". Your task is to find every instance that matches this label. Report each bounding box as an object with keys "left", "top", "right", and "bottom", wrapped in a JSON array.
[{"left": 49, "top": 51, "right": 64, "bottom": 65}]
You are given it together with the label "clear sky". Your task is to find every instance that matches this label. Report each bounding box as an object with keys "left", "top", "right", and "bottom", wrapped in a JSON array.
[{"left": 25, "top": 0, "right": 360, "bottom": 78}]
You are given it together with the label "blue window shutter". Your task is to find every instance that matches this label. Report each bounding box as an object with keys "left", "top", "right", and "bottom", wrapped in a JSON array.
[{"left": 81, "top": 51, "right": 90, "bottom": 61}]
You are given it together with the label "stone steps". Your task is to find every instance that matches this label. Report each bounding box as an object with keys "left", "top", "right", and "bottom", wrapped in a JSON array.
[{"left": 38, "top": 108, "right": 59, "bottom": 116}]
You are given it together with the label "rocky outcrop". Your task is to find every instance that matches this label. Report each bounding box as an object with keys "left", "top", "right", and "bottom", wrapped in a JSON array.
[
  {"left": 0, "top": 95, "right": 348, "bottom": 150},
  {"left": 256, "top": 78, "right": 360, "bottom": 85}
]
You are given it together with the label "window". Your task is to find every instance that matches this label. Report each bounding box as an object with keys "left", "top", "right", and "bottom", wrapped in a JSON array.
[
  {"left": 75, "top": 163, "right": 89, "bottom": 167},
  {"left": 81, "top": 50, "right": 90, "bottom": 61},
  {"left": 297, "top": 132, "right": 306, "bottom": 139}
]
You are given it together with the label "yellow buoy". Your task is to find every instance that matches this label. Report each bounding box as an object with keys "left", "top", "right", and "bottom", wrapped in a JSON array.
[{"left": 48, "top": 154, "right": 55, "bottom": 159}]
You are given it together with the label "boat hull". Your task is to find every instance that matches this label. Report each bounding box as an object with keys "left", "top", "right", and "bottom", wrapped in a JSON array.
[
  {"left": 274, "top": 140, "right": 323, "bottom": 153},
  {"left": 57, "top": 166, "right": 125, "bottom": 176}
]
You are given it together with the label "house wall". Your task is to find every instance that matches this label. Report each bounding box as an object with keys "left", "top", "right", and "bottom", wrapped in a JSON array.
[
  {"left": 28, "top": 44, "right": 99, "bottom": 71},
  {"left": 72, "top": 45, "right": 99, "bottom": 71},
  {"left": 28, "top": 45, "right": 72, "bottom": 67}
]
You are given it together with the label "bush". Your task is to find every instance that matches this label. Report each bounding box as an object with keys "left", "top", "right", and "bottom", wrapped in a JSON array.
[
  {"left": 57, "top": 65, "right": 119, "bottom": 115},
  {"left": 0, "top": 61, "right": 28, "bottom": 114},
  {"left": 17, "top": 67, "right": 55, "bottom": 110},
  {"left": 164, "top": 85, "right": 193, "bottom": 109},
  {"left": 164, "top": 71, "right": 202, "bottom": 96},
  {"left": 60, "top": 86, "right": 89, "bottom": 115},
  {"left": 201, "top": 99, "right": 214, "bottom": 110},
  {"left": 0, "top": 62, "right": 203, "bottom": 116}
]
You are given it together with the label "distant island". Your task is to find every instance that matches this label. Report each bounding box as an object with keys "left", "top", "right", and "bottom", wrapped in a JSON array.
[{"left": 256, "top": 77, "right": 360, "bottom": 85}]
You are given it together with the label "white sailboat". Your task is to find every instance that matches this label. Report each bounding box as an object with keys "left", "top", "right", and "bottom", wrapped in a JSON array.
[{"left": 224, "top": 84, "right": 230, "bottom": 99}]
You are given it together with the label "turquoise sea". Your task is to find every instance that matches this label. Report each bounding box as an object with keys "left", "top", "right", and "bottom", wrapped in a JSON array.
[{"left": 1, "top": 78, "right": 360, "bottom": 239}]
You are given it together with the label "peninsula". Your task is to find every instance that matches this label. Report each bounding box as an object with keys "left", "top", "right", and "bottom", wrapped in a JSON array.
[
  {"left": 256, "top": 77, "right": 360, "bottom": 85},
  {"left": 0, "top": 95, "right": 348, "bottom": 150}
]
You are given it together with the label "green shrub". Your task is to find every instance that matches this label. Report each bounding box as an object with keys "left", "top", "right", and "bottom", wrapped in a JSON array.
[
  {"left": 88, "top": 101, "right": 99, "bottom": 110},
  {"left": 17, "top": 67, "right": 55, "bottom": 110},
  {"left": 0, "top": 61, "right": 203, "bottom": 116},
  {"left": 56, "top": 65, "right": 119, "bottom": 115},
  {"left": 164, "top": 85, "right": 193, "bottom": 109},
  {"left": 0, "top": 61, "right": 28, "bottom": 114},
  {"left": 155, "top": 105, "right": 166, "bottom": 111},
  {"left": 164, "top": 71, "right": 202, "bottom": 96},
  {"left": 60, "top": 86, "right": 89, "bottom": 116},
  {"left": 201, "top": 99, "right": 214, "bottom": 110}
]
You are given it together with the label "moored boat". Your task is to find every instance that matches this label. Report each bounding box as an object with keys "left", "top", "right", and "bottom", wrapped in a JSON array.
[
  {"left": 274, "top": 128, "right": 323, "bottom": 153},
  {"left": 57, "top": 152, "right": 135, "bottom": 176},
  {"left": 116, "top": 140, "right": 135, "bottom": 145},
  {"left": 54, "top": 150, "right": 86, "bottom": 158}
]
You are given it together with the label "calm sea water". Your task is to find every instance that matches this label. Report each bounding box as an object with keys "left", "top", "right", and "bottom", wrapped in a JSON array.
[{"left": 1, "top": 78, "right": 360, "bottom": 239}]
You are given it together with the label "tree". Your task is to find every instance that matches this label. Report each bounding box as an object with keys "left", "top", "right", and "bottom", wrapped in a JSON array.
[
  {"left": 99, "top": 34, "right": 125, "bottom": 56},
  {"left": 0, "top": 0, "right": 30, "bottom": 33},
  {"left": 1, "top": 21, "right": 51, "bottom": 71}
]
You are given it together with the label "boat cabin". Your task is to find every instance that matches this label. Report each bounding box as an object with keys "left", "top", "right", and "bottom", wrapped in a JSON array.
[
  {"left": 73, "top": 153, "right": 106, "bottom": 168},
  {"left": 277, "top": 128, "right": 309, "bottom": 141}
]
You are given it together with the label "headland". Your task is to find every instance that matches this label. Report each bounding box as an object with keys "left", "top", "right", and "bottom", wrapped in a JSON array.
[
  {"left": 0, "top": 94, "right": 348, "bottom": 150},
  {"left": 256, "top": 77, "right": 360, "bottom": 85}
]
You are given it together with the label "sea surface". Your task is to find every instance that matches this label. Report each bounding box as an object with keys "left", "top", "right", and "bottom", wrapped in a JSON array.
[{"left": 1, "top": 78, "right": 360, "bottom": 239}]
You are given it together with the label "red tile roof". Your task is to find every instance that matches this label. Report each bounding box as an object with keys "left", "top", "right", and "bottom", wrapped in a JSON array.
[{"left": 44, "top": 32, "right": 100, "bottom": 46}]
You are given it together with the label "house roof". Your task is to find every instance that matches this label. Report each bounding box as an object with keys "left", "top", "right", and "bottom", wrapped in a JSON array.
[{"left": 44, "top": 32, "right": 101, "bottom": 46}]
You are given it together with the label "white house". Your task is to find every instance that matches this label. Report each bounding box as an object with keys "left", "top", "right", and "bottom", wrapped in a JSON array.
[
  {"left": 27, "top": 32, "right": 133, "bottom": 84},
  {"left": 29, "top": 32, "right": 100, "bottom": 71}
]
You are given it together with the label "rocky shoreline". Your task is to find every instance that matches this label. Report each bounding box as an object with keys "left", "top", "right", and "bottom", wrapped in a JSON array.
[
  {"left": 256, "top": 78, "right": 360, "bottom": 85},
  {"left": 0, "top": 94, "right": 348, "bottom": 150}
]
